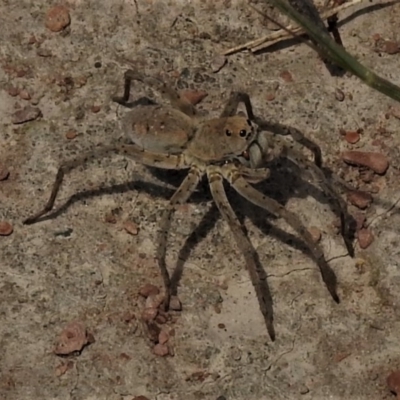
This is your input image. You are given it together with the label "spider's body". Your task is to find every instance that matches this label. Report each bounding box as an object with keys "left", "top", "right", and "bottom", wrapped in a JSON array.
[{"left": 23, "top": 70, "right": 354, "bottom": 340}]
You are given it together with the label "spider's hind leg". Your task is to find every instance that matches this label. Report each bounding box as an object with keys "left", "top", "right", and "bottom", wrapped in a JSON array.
[{"left": 113, "top": 69, "right": 197, "bottom": 117}]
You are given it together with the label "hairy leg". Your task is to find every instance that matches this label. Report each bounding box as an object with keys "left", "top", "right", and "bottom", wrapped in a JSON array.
[
  {"left": 276, "top": 138, "right": 354, "bottom": 256},
  {"left": 208, "top": 166, "right": 275, "bottom": 340},
  {"left": 113, "top": 69, "right": 197, "bottom": 117},
  {"left": 223, "top": 164, "right": 339, "bottom": 303},
  {"left": 157, "top": 166, "right": 203, "bottom": 310},
  {"left": 23, "top": 144, "right": 188, "bottom": 224}
]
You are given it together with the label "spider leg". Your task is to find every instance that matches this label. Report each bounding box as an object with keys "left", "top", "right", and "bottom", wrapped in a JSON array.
[
  {"left": 223, "top": 164, "right": 340, "bottom": 303},
  {"left": 278, "top": 140, "right": 355, "bottom": 257},
  {"left": 207, "top": 166, "right": 275, "bottom": 341},
  {"left": 219, "top": 91, "right": 257, "bottom": 119},
  {"left": 157, "top": 165, "right": 203, "bottom": 310},
  {"left": 112, "top": 69, "right": 196, "bottom": 117},
  {"left": 23, "top": 144, "right": 189, "bottom": 225},
  {"left": 219, "top": 91, "right": 322, "bottom": 166},
  {"left": 236, "top": 165, "right": 271, "bottom": 184}
]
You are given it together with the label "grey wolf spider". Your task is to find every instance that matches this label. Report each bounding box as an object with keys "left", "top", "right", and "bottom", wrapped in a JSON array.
[{"left": 23, "top": 69, "right": 354, "bottom": 340}]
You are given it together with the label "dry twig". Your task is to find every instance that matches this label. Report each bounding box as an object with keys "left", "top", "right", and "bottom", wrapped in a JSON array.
[{"left": 224, "top": 0, "right": 375, "bottom": 55}]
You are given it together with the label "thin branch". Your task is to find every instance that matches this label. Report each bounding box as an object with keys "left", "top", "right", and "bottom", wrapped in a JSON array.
[{"left": 223, "top": 0, "right": 382, "bottom": 55}]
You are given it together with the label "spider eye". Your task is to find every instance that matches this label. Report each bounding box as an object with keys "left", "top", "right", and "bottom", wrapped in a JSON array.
[
  {"left": 225, "top": 129, "right": 232, "bottom": 136},
  {"left": 239, "top": 129, "right": 247, "bottom": 137}
]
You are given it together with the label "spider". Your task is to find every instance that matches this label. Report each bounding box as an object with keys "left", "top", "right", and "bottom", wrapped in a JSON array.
[{"left": 23, "top": 69, "right": 354, "bottom": 340}]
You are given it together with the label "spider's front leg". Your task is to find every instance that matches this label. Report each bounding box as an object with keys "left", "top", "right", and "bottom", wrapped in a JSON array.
[
  {"left": 207, "top": 165, "right": 276, "bottom": 341},
  {"left": 112, "top": 69, "right": 197, "bottom": 117},
  {"left": 276, "top": 140, "right": 355, "bottom": 257},
  {"left": 23, "top": 144, "right": 188, "bottom": 225}
]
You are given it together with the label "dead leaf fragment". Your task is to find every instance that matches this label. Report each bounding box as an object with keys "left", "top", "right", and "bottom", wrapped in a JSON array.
[{"left": 54, "top": 321, "right": 93, "bottom": 355}]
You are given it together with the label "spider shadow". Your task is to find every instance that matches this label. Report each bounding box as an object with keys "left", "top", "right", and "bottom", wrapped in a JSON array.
[{"left": 33, "top": 154, "right": 346, "bottom": 338}]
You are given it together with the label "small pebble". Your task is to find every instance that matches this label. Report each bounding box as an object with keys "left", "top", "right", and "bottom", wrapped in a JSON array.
[
  {"left": 11, "top": 105, "right": 41, "bottom": 124},
  {"left": 91, "top": 105, "right": 101, "bottom": 113},
  {"left": 180, "top": 89, "right": 208, "bottom": 106},
  {"left": 383, "top": 40, "right": 400, "bottom": 55},
  {"left": 210, "top": 54, "right": 227, "bottom": 73},
  {"left": 19, "top": 90, "right": 31, "bottom": 100},
  {"left": 45, "top": 5, "right": 71, "bottom": 32},
  {"left": 308, "top": 226, "right": 322, "bottom": 243},
  {"left": 342, "top": 151, "right": 389, "bottom": 174},
  {"left": 299, "top": 385, "right": 310, "bottom": 395},
  {"left": 139, "top": 283, "right": 160, "bottom": 298},
  {"left": 280, "top": 70, "right": 293, "bottom": 82},
  {"left": 169, "top": 295, "right": 182, "bottom": 311},
  {"left": 54, "top": 321, "right": 92, "bottom": 355},
  {"left": 145, "top": 294, "right": 163, "bottom": 309},
  {"left": 104, "top": 213, "right": 117, "bottom": 224},
  {"left": 7, "top": 86, "right": 19, "bottom": 97},
  {"left": 265, "top": 92, "right": 276, "bottom": 102},
  {"left": 123, "top": 220, "right": 139, "bottom": 235},
  {"left": 146, "top": 321, "right": 161, "bottom": 342},
  {"left": 335, "top": 88, "right": 345, "bottom": 102},
  {"left": 217, "top": 323, "right": 226, "bottom": 329},
  {"left": 344, "top": 131, "right": 360, "bottom": 144},
  {"left": 387, "top": 371, "right": 400, "bottom": 397},
  {"left": 0, "top": 165, "right": 10, "bottom": 181},
  {"left": 153, "top": 343, "right": 169, "bottom": 357},
  {"left": 353, "top": 212, "right": 366, "bottom": 231},
  {"left": 391, "top": 106, "right": 400, "bottom": 120},
  {"left": 155, "top": 313, "right": 168, "bottom": 324},
  {"left": 55, "top": 361, "right": 74, "bottom": 377},
  {"left": 357, "top": 228, "right": 374, "bottom": 249},
  {"left": 347, "top": 190, "right": 373, "bottom": 210},
  {"left": 0, "top": 221, "right": 13, "bottom": 236},
  {"left": 65, "top": 130, "right": 77, "bottom": 140},
  {"left": 28, "top": 34, "right": 37, "bottom": 45},
  {"left": 141, "top": 307, "right": 158, "bottom": 322},
  {"left": 158, "top": 330, "right": 169, "bottom": 345}
]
